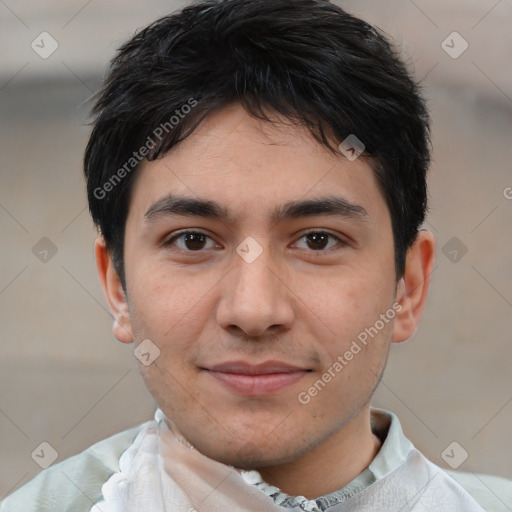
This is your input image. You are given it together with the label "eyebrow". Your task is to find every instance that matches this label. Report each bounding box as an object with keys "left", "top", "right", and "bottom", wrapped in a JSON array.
[{"left": 144, "top": 194, "right": 368, "bottom": 225}]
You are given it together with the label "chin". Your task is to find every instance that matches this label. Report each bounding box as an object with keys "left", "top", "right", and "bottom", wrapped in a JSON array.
[{"left": 202, "top": 440, "right": 300, "bottom": 470}]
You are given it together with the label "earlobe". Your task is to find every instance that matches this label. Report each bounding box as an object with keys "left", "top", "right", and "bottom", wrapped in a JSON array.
[
  {"left": 391, "top": 230, "right": 435, "bottom": 344},
  {"left": 94, "top": 235, "right": 134, "bottom": 344},
  {"left": 112, "top": 306, "right": 133, "bottom": 344}
]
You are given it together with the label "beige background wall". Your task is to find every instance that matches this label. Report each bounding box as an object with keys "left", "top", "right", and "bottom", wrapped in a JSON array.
[{"left": 1, "top": 0, "right": 511, "bottom": 502}]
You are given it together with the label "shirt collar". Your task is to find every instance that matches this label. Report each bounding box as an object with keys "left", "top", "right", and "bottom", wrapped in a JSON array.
[{"left": 239, "top": 408, "right": 415, "bottom": 511}]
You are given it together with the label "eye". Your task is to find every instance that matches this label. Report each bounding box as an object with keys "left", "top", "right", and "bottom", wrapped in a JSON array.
[
  {"left": 164, "top": 230, "right": 219, "bottom": 251},
  {"left": 293, "top": 231, "right": 345, "bottom": 252},
  {"left": 164, "top": 230, "right": 346, "bottom": 254}
]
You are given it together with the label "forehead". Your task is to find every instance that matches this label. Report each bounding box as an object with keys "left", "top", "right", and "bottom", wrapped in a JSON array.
[{"left": 126, "top": 103, "right": 388, "bottom": 227}]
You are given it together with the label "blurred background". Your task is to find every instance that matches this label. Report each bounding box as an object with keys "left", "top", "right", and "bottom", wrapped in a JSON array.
[{"left": 1, "top": 0, "right": 511, "bottom": 503}]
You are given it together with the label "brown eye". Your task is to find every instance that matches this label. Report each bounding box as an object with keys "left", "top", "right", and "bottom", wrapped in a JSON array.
[
  {"left": 295, "top": 231, "right": 344, "bottom": 252},
  {"left": 166, "top": 231, "right": 217, "bottom": 251},
  {"left": 182, "top": 233, "right": 207, "bottom": 250},
  {"left": 305, "top": 232, "right": 330, "bottom": 251}
]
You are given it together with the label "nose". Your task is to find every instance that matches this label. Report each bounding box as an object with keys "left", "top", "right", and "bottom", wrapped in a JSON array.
[{"left": 216, "top": 244, "right": 294, "bottom": 338}]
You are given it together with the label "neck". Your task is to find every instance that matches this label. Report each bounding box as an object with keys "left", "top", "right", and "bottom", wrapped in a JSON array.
[{"left": 257, "top": 407, "right": 381, "bottom": 500}]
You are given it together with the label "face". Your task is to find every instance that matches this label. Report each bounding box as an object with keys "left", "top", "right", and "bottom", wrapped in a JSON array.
[{"left": 104, "top": 103, "right": 405, "bottom": 469}]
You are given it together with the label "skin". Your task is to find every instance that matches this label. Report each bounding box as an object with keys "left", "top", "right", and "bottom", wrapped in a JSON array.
[{"left": 95, "top": 102, "right": 435, "bottom": 499}]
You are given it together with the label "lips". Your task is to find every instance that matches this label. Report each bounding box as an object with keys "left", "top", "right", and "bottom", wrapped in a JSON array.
[{"left": 204, "top": 360, "right": 311, "bottom": 396}]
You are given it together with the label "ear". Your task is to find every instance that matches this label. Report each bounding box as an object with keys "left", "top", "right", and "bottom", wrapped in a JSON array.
[
  {"left": 94, "top": 235, "right": 133, "bottom": 344},
  {"left": 392, "top": 229, "right": 435, "bottom": 344}
]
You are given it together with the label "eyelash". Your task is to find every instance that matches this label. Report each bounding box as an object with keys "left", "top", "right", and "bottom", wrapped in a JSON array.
[{"left": 163, "top": 229, "right": 347, "bottom": 254}]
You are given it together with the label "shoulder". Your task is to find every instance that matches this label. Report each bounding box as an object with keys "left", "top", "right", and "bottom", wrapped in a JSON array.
[
  {"left": 444, "top": 468, "right": 512, "bottom": 512},
  {"left": 0, "top": 423, "right": 145, "bottom": 512},
  {"left": 371, "top": 409, "right": 511, "bottom": 511}
]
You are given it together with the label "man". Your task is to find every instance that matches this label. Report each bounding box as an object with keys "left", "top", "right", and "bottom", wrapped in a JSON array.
[{"left": 2, "top": 0, "right": 510, "bottom": 510}]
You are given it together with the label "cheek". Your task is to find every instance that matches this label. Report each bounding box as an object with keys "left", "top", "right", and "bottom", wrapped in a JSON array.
[
  {"left": 301, "top": 272, "right": 395, "bottom": 405},
  {"left": 126, "top": 262, "right": 213, "bottom": 350},
  {"left": 301, "top": 269, "right": 390, "bottom": 344}
]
